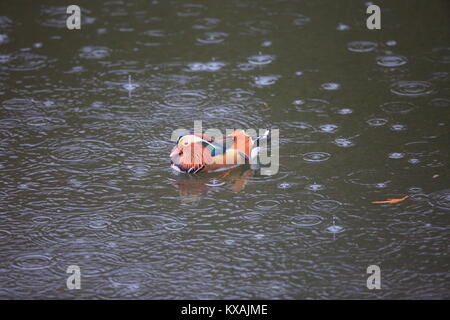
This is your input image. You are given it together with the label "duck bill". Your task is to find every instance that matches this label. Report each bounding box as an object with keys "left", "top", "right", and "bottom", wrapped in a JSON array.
[{"left": 170, "top": 147, "right": 181, "bottom": 158}]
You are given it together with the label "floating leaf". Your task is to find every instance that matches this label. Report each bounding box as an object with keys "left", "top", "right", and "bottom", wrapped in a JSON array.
[{"left": 371, "top": 195, "right": 409, "bottom": 204}]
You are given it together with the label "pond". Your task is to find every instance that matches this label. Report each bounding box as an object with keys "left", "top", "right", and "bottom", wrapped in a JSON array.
[{"left": 0, "top": 0, "right": 449, "bottom": 299}]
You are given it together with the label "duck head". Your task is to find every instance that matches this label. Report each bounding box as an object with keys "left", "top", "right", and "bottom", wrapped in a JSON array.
[{"left": 170, "top": 135, "right": 214, "bottom": 173}]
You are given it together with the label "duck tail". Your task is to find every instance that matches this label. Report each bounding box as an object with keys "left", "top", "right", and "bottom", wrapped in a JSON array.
[
  {"left": 254, "top": 129, "right": 270, "bottom": 147},
  {"left": 250, "top": 129, "right": 270, "bottom": 160}
]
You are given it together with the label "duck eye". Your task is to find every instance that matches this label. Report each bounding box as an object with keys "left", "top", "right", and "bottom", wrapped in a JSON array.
[{"left": 184, "top": 142, "right": 189, "bottom": 146}]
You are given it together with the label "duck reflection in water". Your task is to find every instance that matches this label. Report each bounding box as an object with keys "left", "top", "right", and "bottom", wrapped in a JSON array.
[{"left": 171, "top": 166, "right": 254, "bottom": 202}]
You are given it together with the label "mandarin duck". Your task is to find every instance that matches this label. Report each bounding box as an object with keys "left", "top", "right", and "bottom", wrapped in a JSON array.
[{"left": 170, "top": 129, "right": 269, "bottom": 174}]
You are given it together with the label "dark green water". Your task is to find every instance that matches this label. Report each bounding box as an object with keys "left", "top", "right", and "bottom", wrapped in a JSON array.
[{"left": 0, "top": 0, "right": 449, "bottom": 299}]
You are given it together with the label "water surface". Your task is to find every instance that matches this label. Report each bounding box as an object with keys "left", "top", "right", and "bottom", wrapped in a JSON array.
[{"left": 0, "top": 0, "right": 449, "bottom": 299}]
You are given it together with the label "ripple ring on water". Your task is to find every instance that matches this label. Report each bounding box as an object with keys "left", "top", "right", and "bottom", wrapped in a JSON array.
[
  {"left": 425, "top": 47, "right": 450, "bottom": 64},
  {"left": 326, "top": 225, "right": 345, "bottom": 233},
  {"left": 303, "top": 152, "right": 331, "bottom": 162},
  {"left": 390, "top": 81, "right": 435, "bottom": 97},
  {"left": 291, "top": 214, "right": 324, "bottom": 227},
  {"left": 50, "top": 139, "right": 113, "bottom": 163},
  {"left": 79, "top": 46, "right": 111, "bottom": 60},
  {"left": 163, "top": 90, "right": 208, "bottom": 108},
  {"left": 163, "top": 222, "right": 187, "bottom": 231},
  {"left": 376, "top": 55, "right": 408, "bottom": 67},
  {"left": 309, "top": 200, "right": 341, "bottom": 212},
  {"left": 114, "top": 215, "right": 176, "bottom": 238},
  {"left": 428, "top": 189, "right": 450, "bottom": 211},
  {"left": 367, "top": 118, "right": 388, "bottom": 127},
  {"left": 196, "top": 32, "right": 228, "bottom": 44},
  {"left": 347, "top": 41, "right": 377, "bottom": 53},
  {"left": 7, "top": 53, "right": 49, "bottom": 71},
  {"left": 380, "top": 101, "right": 416, "bottom": 114},
  {"left": 12, "top": 254, "right": 54, "bottom": 270},
  {"left": 333, "top": 138, "right": 354, "bottom": 147},
  {"left": 255, "top": 199, "right": 280, "bottom": 210},
  {"left": 321, "top": 82, "right": 341, "bottom": 91},
  {"left": 248, "top": 54, "right": 275, "bottom": 65},
  {"left": 26, "top": 116, "right": 66, "bottom": 127}
]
